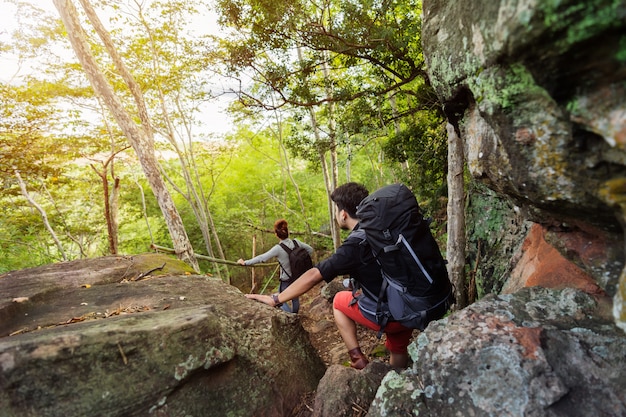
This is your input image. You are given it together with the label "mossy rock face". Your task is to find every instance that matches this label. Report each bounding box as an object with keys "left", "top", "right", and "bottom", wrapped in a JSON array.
[
  {"left": 422, "top": 0, "right": 626, "bottom": 330},
  {"left": 423, "top": 0, "right": 626, "bottom": 227},
  {"left": 465, "top": 182, "right": 530, "bottom": 298}
]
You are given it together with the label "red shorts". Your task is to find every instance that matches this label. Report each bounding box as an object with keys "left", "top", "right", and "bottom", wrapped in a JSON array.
[{"left": 333, "top": 291, "right": 414, "bottom": 354}]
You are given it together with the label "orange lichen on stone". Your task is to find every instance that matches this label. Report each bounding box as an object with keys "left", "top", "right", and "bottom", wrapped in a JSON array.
[
  {"left": 512, "top": 327, "right": 542, "bottom": 360},
  {"left": 505, "top": 223, "right": 604, "bottom": 295},
  {"left": 475, "top": 315, "right": 542, "bottom": 360},
  {"left": 616, "top": 126, "right": 626, "bottom": 147},
  {"left": 514, "top": 127, "right": 536, "bottom": 145}
]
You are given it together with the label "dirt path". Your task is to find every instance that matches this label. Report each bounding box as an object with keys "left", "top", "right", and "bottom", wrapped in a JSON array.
[
  {"left": 290, "top": 283, "right": 394, "bottom": 417},
  {"left": 297, "top": 282, "right": 391, "bottom": 367}
]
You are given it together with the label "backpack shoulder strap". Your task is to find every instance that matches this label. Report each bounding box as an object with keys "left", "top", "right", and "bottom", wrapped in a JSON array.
[
  {"left": 279, "top": 242, "right": 292, "bottom": 254},
  {"left": 278, "top": 242, "right": 294, "bottom": 279}
]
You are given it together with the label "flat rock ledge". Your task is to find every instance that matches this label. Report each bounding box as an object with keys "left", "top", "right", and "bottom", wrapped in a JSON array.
[{"left": 0, "top": 254, "right": 326, "bottom": 417}]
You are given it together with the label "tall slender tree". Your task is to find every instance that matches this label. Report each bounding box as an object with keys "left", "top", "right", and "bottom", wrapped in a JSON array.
[
  {"left": 127, "top": 0, "right": 229, "bottom": 279},
  {"left": 52, "top": 0, "right": 199, "bottom": 271}
]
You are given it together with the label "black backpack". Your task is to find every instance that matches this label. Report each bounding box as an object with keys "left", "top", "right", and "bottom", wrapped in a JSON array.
[
  {"left": 354, "top": 183, "right": 454, "bottom": 334},
  {"left": 279, "top": 240, "right": 313, "bottom": 283}
]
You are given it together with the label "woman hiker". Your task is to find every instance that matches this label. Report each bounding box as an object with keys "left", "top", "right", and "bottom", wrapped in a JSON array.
[{"left": 238, "top": 218, "right": 313, "bottom": 314}]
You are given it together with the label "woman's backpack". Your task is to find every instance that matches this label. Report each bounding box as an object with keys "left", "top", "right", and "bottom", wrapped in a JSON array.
[{"left": 279, "top": 240, "right": 313, "bottom": 283}]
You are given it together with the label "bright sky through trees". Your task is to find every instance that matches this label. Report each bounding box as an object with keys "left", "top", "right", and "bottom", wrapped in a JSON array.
[{"left": 0, "top": 0, "right": 235, "bottom": 137}]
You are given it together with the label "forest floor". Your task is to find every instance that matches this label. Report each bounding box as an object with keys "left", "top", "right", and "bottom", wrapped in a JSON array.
[
  {"left": 298, "top": 282, "right": 388, "bottom": 366},
  {"left": 289, "top": 281, "right": 395, "bottom": 417}
]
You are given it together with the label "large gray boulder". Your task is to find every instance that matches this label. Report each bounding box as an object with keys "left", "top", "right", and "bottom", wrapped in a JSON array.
[
  {"left": 368, "top": 287, "right": 626, "bottom": 417},
  {"left": 0, "top": 254, "right": 326, "bottom": 417}
]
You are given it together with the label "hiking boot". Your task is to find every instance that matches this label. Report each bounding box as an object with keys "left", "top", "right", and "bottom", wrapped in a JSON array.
[{"left": 348, "top": 347, "right": 369, "bottom": 370}]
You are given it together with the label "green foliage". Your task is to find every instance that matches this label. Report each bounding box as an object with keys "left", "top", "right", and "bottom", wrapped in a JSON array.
[
  {"left": 214, "top": 0, "right": 446, "bottom": 218},
  {"left": 213, "top": 0, "right": 430, "bottom": 135},
  {"left": 0, "top": 0, "right": 450, "bottom": 289},
  {"left": 0, "top": 226, "right": 54, "bottom": 273},
  {"left": 383, "top": 110, "right": 448, "bottom": 216},
  {"left": 209, "top": 126, "right": 329, "bottom": 239},
  {"left": 0, "top": 82, "right": 60, "bottom": 182},
  {"left": 465, "top": 180, "right": 523, "bottom": 298}
]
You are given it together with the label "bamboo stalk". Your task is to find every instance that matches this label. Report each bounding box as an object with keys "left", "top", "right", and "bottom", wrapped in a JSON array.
[{"left": 150, "top": 244, "right": 277, "bottom": 267}]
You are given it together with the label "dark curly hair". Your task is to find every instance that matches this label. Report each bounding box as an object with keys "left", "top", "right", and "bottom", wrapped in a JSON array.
[{"left": 330, "top": 182, "right": 369, "bottom": 219}]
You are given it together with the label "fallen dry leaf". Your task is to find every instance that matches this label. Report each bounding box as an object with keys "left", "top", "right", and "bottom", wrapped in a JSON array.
[
  {"left": 65, "top": 317, "right": 85, "bottom": 324},
  {"left": 9, "top": 328, "right": 29, "bottom": 336}
]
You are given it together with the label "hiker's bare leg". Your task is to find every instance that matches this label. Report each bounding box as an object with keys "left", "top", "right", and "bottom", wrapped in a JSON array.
[
  {"left": 334, "top": 307, "right": 369, "bottom": 369},
  {"left": 333, "top": 307, "right": 358, "bottom": 349},
  {"left": 389, "top": 352, "right": 408, "bottom": 369}
]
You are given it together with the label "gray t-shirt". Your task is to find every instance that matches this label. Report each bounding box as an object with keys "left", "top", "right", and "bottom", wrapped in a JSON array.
[{"left": 245, "top": 238, "right": 314, "bottom": 281}]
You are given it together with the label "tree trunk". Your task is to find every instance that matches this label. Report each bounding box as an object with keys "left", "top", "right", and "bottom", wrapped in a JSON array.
[
  {"left": 446, "top": 122, "right": 467, "bottom": 308},
  {"left": 319, "top": 148, "right": 340, "bottom": 248},
  {"left": 90, "top": 154, "right": 121, "bottom": 255},
  {"left": 53, "top": 0, "right": 199, "bottom": 272},
  {"left": 319, "top": 53, "right": 341, "bottom": 248},
  {"left": 90, "top": 164, "right": 116, "bottom": 254},
  {"left": 389, "top": 92, "right": 411, "bottom": 175},
  {"left": 250, "top": 234, "right": 258, "bottom": 293},
  {"left": 305, "top": 100, "right": 340, "bottom": 248},
  {"left": 131, "top": 4, "right": 226, "bottom": 278},
  {"left": 294, "top": 47, "right": 340, "bottom": 248},
  {"left": 14, "top": 169, "right": 67, "bottom": 261},
  {"left": 109, "top": 175, "right": 120, "bottom": 255},
  {"left": 276, "top": 115, "right": 313, "bottom": 237}
]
